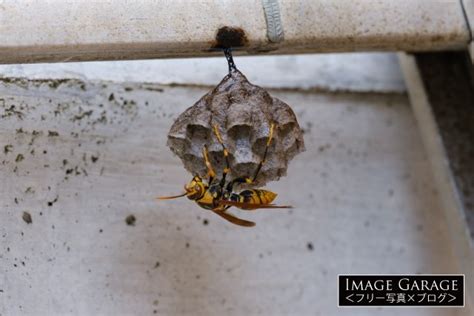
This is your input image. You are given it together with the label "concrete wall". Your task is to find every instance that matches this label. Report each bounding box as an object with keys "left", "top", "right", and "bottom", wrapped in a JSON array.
[{"left": 0, "top": 54, "right": 467, "bottom": 315}]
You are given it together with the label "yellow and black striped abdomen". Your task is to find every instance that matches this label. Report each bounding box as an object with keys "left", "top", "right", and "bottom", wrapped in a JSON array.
[{"left": 239, "top": 189, "right": 277, "bottom": 206}]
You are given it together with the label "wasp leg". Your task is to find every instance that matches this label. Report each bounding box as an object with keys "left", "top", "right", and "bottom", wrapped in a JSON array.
[
  {"left": 211, "top": 207, "right": 255, "bottom": 227},
  {"left": 252, "top": 122, "right": 275, "bottom": 182},
  {"left": 212, "top": 125, "right": 231, "bottom": 188},
  {"left": 225, "top": 176, "right": 254, "bottom": 193},
  {"left": 202, "top": 145, "right": 216, "bottom": 183}
]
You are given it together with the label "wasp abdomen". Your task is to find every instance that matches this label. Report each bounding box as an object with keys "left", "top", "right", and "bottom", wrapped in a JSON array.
[{"left": 239, "top": 189, "right": 277, "bottom": 205}]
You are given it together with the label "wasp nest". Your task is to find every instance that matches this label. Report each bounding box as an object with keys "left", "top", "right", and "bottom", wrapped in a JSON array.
[{"left": 167, "top": 69, "right": 305, "bottom": 187}]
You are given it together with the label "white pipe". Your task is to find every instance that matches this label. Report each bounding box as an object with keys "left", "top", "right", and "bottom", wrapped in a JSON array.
[{"left": 0, "top": 0, "right": 470, "bottom": 64}]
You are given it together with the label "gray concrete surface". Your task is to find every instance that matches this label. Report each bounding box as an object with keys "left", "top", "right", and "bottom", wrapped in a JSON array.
[
  {"left": 0, "top": 75, "right": 466, "bottom": 315},
  {"left": 400, "top": 52, "right": 474, "bottom": 313},
  {"left": 0, "top": 53, "right": 406, "bottom": 93}
]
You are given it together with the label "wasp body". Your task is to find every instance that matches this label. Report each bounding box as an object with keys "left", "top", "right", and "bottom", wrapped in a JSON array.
[{"left": 158, "top": 123, "right": 291, "bottom": 227}]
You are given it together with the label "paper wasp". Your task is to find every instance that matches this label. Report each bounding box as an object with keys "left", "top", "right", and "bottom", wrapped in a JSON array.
[{"left": 158, "top": 123, "right": 292, "bottom": 227}]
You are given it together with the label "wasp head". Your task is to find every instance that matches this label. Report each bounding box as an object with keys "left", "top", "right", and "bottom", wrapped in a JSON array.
[{"left": 185, "top": 176, "right": 206, "bottom": 200}]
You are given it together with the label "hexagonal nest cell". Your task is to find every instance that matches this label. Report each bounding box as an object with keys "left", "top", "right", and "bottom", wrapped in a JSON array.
[{"left": 167, "top": 69, "right": 305, "bottom": 187}]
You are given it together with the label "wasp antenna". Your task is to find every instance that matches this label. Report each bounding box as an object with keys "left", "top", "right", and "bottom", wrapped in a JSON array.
[{"left": 156, "top": 192, "right": 187, "bottom": 200}]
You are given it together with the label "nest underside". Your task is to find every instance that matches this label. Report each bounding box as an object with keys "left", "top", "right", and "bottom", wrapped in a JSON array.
[{"left": 167, "top": 70, "right": 305, "bottom": 187}]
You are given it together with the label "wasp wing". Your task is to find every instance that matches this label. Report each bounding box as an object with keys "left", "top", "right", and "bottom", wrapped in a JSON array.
[
  {"left": 211, "top": 208, "right": 256, "bottom": 227},
  {"left": 218, "top": 200, "right": 293, "bottom": 210}
]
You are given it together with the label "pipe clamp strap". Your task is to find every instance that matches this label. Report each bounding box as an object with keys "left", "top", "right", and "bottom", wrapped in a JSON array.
[{"left": 262, "top": 0, "right": 284, "bottom": 43}]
